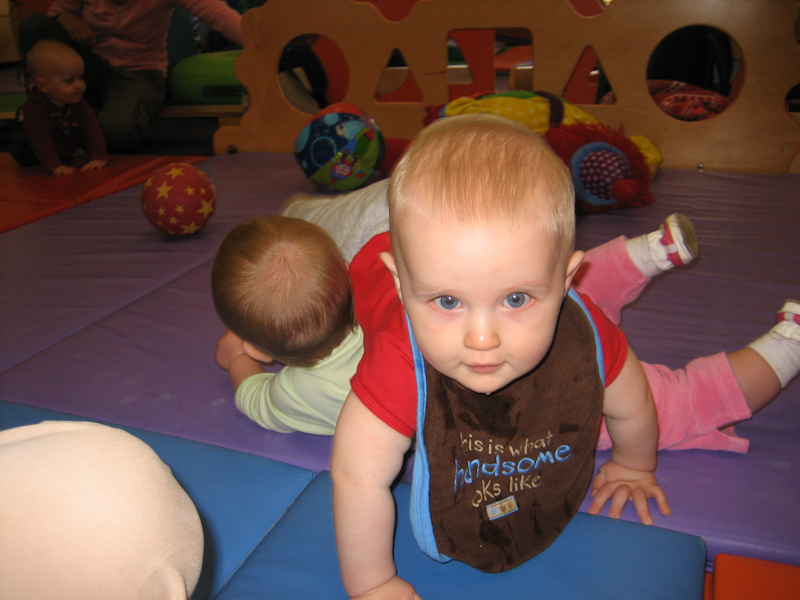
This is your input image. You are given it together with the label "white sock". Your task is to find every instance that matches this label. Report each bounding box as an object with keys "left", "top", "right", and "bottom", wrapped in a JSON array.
[
  {"left": 625, "top": 213, "right": 698, "bottom": 278},
  {"left": 748, "top": 301, "right": 800, "bottom": 388}
]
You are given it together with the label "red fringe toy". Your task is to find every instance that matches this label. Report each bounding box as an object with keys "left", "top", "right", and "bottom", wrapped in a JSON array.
[{"left": 544, "top": 123, "right": 655, "bottom": 213}]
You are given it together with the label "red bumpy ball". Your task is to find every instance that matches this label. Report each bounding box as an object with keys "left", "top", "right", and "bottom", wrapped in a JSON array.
[{"left": 141, "top": 162, "right": 216, "bottom": 236}]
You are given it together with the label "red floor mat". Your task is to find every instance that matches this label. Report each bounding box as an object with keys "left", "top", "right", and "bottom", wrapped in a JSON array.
[{"left": 0, "top": 152, "right": 206, "bottom": 233}]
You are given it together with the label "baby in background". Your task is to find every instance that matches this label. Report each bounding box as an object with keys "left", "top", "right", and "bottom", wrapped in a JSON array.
[
  {"left": 11, "top": 39, "right": 107, "bottom": 175},
  {"left": 212, "top": 180, "right": 390, "bottom": 434},
  {"left": 212, "top": 214, "right": 361, "bottom": 434}
]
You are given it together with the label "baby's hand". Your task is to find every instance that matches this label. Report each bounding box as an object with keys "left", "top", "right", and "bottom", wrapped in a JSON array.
[
  {"left": 588, "top": 460, "right": 671, "bottom": 525},
  {"left": 81, "top": 159, "right": 107, "bottom": 171},
  {"left": 215, "top": 329, "right": 247, "bottom": 370},
  {"left": 52, "top": 165, "right": 77, "bottom": 176},
  {"left": 351, "top": 576, "right": 421, "bottom": 600}
]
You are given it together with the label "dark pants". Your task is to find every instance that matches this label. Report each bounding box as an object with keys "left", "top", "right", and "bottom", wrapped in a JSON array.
[{"left": 18, "top": 13, "right": 167, "bottom": 153}]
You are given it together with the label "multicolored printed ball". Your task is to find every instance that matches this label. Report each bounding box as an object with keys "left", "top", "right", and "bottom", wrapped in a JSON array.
[
  {"left": 141, "top": 163, "right": 216, "bottom": 236},
  {"left": 294, "top": 103, "right": 385, "bottom": 191}
]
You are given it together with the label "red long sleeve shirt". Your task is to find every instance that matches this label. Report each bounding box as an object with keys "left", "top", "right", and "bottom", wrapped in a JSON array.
[{"left": 20, "top": 88, "right": 108, "bottom": 172}]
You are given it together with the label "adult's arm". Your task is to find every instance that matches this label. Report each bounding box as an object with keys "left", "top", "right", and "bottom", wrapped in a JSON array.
[{"left": 179, "top": 0, "right": 244, "bottom": 46}]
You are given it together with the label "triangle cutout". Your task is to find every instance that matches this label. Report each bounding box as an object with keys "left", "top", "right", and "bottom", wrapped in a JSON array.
[
  {"left": 447, "top": 29, "right": 496, "bottom": 100},
  {"left": 375, "top": 49, "right": 423, "bottom": 103},
  {"left": 446, "top": 37, "right": 474, "bottom": 85},
  {"left": 562, "top": 46, "right": 615, "bottom": 105}
]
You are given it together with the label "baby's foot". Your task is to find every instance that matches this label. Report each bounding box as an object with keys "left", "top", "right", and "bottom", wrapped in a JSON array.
[
  {"left": 774, "top": 299, "right": 800, "bottom": 342},
  {"left": 648, "top": 213, "right": 698, "bottom": 270},
  {"left": 748, "top": 299, "right": 800, "bottom": 388},
  {"left": 625, "top": 213, "right": 699, "bottom": 277}
]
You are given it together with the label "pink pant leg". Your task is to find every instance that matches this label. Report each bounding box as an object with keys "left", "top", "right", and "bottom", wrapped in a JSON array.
[
  {"left": 572, "top": 236, "right": 650, "bottom": 325},
  {"left": 597, "top": 352, "right": 753, "bottom": 453}
]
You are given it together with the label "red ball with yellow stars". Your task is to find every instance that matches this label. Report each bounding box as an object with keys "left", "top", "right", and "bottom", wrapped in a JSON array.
[{"left": 141, "top": 162, "right": 216, "bottom": 236}]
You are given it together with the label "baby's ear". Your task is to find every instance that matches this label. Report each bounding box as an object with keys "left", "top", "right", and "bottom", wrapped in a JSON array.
[
  {"left": 241, "top": 341, "right": 273, "bottom": 364},
  {"left": 379, "top": 251, "right": 403, "bottom": 303},
  {"left": 33, "top": 77, "right": 49, "bottom": 93},
  {"left": 563, "top": 250, "right": 585, "bottom": 293}
]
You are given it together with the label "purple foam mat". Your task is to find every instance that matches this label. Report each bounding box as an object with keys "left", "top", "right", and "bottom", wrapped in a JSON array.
[
  {"left": 575, "top": 169, "right": 800, "bottom": 568},
  {"left": 0, "top": 154, "right": 315, "bottom": 373},
  {"left": 0, "top": 258, "right": 334, "bottom": 473},
  {"left": 0, "top": 158, "right": 798, "bottom": 568}
]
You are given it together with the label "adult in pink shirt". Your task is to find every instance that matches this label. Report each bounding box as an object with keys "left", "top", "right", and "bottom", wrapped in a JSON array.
[{"left": 18, "top": 0, "right": 244, "bottom": 152}]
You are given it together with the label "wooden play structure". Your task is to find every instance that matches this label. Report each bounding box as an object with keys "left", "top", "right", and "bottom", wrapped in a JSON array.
[{"left": 215, "top": 0, "right": 800, "bottom": 174}]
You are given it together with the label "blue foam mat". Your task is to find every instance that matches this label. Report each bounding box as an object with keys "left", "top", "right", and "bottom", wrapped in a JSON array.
[
  {"left": 215, "top": 471, "right": 707, "bottom": 600},
  {"left": 0, "top": 401, "right": 314, "bottom": 599}
]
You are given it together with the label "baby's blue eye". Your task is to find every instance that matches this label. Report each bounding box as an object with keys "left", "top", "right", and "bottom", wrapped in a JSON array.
[
  {"left": 435, "top": 296, "right": 460, "bottom": 310},
  {"left": 504, "top": 293, "right": 528, "bottom": 308}
]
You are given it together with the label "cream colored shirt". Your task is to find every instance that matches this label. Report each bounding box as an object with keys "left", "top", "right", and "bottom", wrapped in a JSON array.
[{"left": 235, "top": 326, "right": 364, "bottom": 435}]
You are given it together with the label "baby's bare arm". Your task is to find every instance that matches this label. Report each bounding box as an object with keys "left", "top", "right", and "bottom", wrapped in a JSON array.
[
  {"left": 603, "top": 348, "right": 658, "bottom": 472},
  {"left": 215, "top": 329, "right": 264, "bottom": 389},
  {"left": 331, "top": 391, "right": 416, "bottom": 599},
  {"left": 591, "top": 348, "right": 670, "bottom": 524}
]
